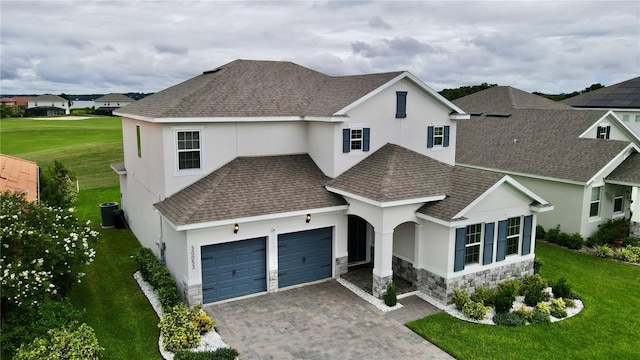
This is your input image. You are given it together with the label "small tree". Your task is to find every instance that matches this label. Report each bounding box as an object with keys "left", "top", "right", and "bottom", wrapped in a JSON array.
[
  {"left": 384, "top": 282, "right": 397, "bottom": 306},
  {"left": 40, "top": 160, "right": 78, "bottom": 208}
]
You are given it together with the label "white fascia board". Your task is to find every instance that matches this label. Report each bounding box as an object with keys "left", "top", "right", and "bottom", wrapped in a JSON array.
[
  {"left": 587, "top": 143, "right": 640, "bottom": 186},
  {"left": 530, "top": 203, "right": 555, "bottom": 213},
  {"left": 333, "top": 72, "right": 467, "bottom": 116},
  {"left": 415, "top": 212, "right": 469, "bottom": 228},
  {"left": 451, "top": 175, "right": 551, "bottom": 220},
  {"left": 154, "top": 116, "right": 303, "bottom": 123},
  {"left": 325, "top": 186, "right": 445, "bottom": 208},
  {"left": 450, "top": 113, "right": 471, "bottom": 120},
  {"left": 171, "top": 205, "right": 349, "bottom": 231},
  {"left": 456, "top": 163, "right": 586, "bottom": 186},
  {"left": 604, "top": 179, "right": 640, "bottom": 187},
  {"left": 301, "top": 116, "right": 348, "bottom": 123},
  {"left": 114, "top": 112, "right": 154, "bottom": 122}
]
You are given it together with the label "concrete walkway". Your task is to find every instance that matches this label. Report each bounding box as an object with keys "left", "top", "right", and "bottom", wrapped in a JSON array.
[{"left": 205, "top": 280, "right": 453, "bottom": 360}]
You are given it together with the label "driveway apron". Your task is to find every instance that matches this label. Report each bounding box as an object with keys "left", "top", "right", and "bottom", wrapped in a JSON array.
[{"left": 205, "top": 280, "right": 454, "bottom": 360}]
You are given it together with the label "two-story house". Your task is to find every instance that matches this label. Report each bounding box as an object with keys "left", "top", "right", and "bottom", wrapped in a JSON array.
[
  {"left": 113, "top": 60, "right": 552, "bottom": 306},
  {"left": 94, "top": 93, "right": 135, "bottom": 116},
  {"left": 26, "top": 94, "right": 70, "bottom": 116},
  {"left": 454, "top": 86, "right": 640, "bottom": 239}
]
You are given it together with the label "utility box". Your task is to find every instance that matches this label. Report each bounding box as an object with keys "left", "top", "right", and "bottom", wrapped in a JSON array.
[
  {"left": 113, "top": 209, "right": 126, "bottom": 229},
  {"left": 99, "top": 202, "right": 119, "bottom": 228}
]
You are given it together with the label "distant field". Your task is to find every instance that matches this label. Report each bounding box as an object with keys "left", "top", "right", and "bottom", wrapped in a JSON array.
[{"left": 0, "top": 117, "right": 123, "bottom": 189}]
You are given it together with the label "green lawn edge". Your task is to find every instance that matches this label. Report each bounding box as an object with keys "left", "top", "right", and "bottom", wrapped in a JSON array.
[{"left": 406, "top": 242, "right": 640, "bottom": 360}]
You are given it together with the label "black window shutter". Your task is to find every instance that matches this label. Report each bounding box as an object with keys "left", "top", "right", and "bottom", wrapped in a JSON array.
[
  {"left": 496, "top": 220, "right": 507, "bottom": 261},
  {"left": 396, "top": 91, "right": 407, "bottom": 118},
  {"left": 342, "top": 129, "right": 350, "bottom": 153},
  {"left": 605, "top": 126, "right": 611, "bottom": 139},
  {"left": 443, "top": 125, "right": 450, "bottom": 147},
  {"left": 363, "top": 128, "right": 370, "bottom": 152},
  {"left": 483, "top": 222, "right": 495, "bottom": 265},
  {"left": 596, "top": 126, "right": 603, "bottom": 139},
  {"left": 427, "top": 126, "right": 434, "bottom": 148},
  {"left": 521, "top": 215, "right": 533, "bottom": 255},
  {"left": 454, "top": 227, "right": 466, "bottom": 272}
]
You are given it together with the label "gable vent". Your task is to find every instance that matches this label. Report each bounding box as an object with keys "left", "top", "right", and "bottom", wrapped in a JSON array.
[{"left": 486, "top": 113, "right": 512, "bottom": 118}]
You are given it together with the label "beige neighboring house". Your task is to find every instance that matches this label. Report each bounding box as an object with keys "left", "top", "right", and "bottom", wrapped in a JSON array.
[
  {"left": 454, "top": 86, "right": 640, "bottom": 239},
  {"left": 94, "top": 93, "right": 135, "bottom": 115},
  {"left": 113, "top": 59, "right": 552, "bottom": 306},
  {"left": 0, "top": 154, "right": 39, "bottom": 203}
]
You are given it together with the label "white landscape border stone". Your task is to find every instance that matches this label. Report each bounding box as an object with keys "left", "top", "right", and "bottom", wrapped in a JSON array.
[
  {"left": 133, "top": 271, "right": 229, "bottom": 360},
  {"left": 337, "top": 277, "right": 403, "bottom": 312}
]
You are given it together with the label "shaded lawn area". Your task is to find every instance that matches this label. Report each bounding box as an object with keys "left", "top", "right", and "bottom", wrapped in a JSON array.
[
  {"left": 0, "top": 117, "right": 123, "bottom": 189},
  {"left": 70, "top": 186, "right": 161, "bottom": 359},
  {"left": 407, "top": 242, "right": 640, "bottom": 360}
]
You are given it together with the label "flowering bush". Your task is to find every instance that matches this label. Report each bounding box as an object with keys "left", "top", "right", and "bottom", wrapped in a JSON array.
[
  {"left": 14, "top": 323, "right": 103, "bottom": 360},
  {"left": 0, "top": 191, "right": 98, "bottom": 308},
  {"left": 159, "top": 303, "right": 201, "bottom": 352}
]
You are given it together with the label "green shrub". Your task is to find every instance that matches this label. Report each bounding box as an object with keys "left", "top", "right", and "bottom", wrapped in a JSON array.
[
  {"left": 39, "top": 160, "right": 78, "bottom": 208},
  {"left": 564, "top": 298, "right": 576, "bottom": 308},
  {"left": 550, "top": 298, "right": 567, "bottom": 311},
  {"left": 132, "top": 247, "right": 180, "bottom": 311},
  {"left": 384, "top": 282, "right": 397, "bottom": 306},
  {"left": 552, "top": 278, "right": 572, "bottom": 299},
  {"left": 159, "top": 304, "right": 201, "bottom": 352},
  {"left": 564, "top": 233, "right": 584, "bottom": 250},
  {"left": 623, "top": 236, "right": 639, "bottom": 247},
  {"left": 521, "top": 274, "right": 548, "bottom": 293},
  {"left": 14, "top": 323, "right": 103, "bottom": 360},
  {"left": 530, "top": 308, "right": 551, "bottom": 324},
  {"left": 452, "top": 289, "right": 471, "bottom": 311},
  {"left": 497, "top": 279, "right": 521, "bottom": 297},
  {"left": 615, "top": 247, "right": 640, "bottom": 263},
  {"left": 513, "top": 305, "right": 533, "bottom": 323},
  {"left": 533, "top": 258, "right": 544, "bottom": 274},
  {"left": 535, "top": 225, "right": 546, "bottom": 240},
  {"left": 524, "top": 286, "right": 545, "bottom": 307},
  {"left": 470, "top": 286, "right": 496, "bottom": 306},
  {"left": 588, "top": 218, "right": 630, "bottom": 246},
  {"left": 174, "top": 348, "right": 239, "bottom": 360},
  {"left": 492, "top": 312, "right": 526, "bottom": 326},
  {"left": 627, "top": 245, "right": 640, "bottom": 257},
  {"left": 593, "top": 244, "right": 613, "bottom": 258},
  {"left": 494, "top": 286, "right": 515, "bottom": 314},
  {"left": 535, "top": 302, "right": 551, "bottom": 314},
  {"left": 461, "top": 301, "right": 490, "bottom": 320},
  {"left": 191, "top": 306, "right": 215, "bottom": 334},
  {"left": 550, "top": 308, "right": 567, "bottom": 318},
  {"left": 546, "top": 225, "right": 561, "bottom": 244}
]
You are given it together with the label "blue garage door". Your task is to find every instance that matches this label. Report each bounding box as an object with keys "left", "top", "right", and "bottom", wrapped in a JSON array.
[
  {"left": 201, "top": 237, "right": 267, "bottom": 303},
  {"left": 278, "top": 227, "right": 332, "bottom": 288}
]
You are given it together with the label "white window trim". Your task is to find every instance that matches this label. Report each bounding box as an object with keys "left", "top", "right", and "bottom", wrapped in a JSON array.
[
  {"left": 464, "top": 223, "right": 483, "bottom": 265},
  {"left": 173, "top": 127, "right": 205, "bottom": 176},
  {"left": 433, "top": 125, "right": 445, "bottom": 147},
  {"left": 589, "top": 186, "right": 602, "bottom": 219},
  {"left": 347, "top": 126, "right": 366, "bottom": 156},
  {"left": 505, "top": 216, "right": 522, "bottom": 256},
  {"left": 613, "top": 187, "right": 624, "bottom": 214}
]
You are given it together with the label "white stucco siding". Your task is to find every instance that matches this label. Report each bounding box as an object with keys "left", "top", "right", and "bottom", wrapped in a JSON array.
[
  {"left": 118, "top": 174, "right": 163, "bottom": 255},
  {"left": 308, "top": 121, "right": 338, "bottom": 177},
  {"left": 393, "top": 222, "right": 415, "bottom": 262},
  {"left": 418, "top": 221, "right": 451, "bottom": 277},
  {"left": 613, "top": 110, "right": 640, "bottom": 139},
  {"left": 582, "top": 115, "right": 637, "bottom": 142},
  {"left": 236, "top": 121, "right": 307, "bottom": 156},
  {"left": 161, "top": 217, "right": 188, "bottom": 295},
  {"left": 333, "top": 78, "right": 456, "bottom": 177},
  {"left": 182, "top": 211, "right": 347, "bottom": 294},
  {"left": 122, "top": 118, "right": 166, "bottom": 197},
  {"left": 463, "top": 184, "right": 534, "bottom": 223}
]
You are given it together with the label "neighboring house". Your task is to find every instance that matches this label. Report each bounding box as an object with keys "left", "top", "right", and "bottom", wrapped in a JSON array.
[
  {"left": 0, "top": 154, "right": 39, "bottom": 203},
  {"left": 26, "top": 94, "right": 70, "bottom": 116},
  {"left": 563, "top": 77, "right": 640, "bottom": 231},
  {"left": 1, "top": 96, "right": 33, "bottom": 117},
  {"left": 94, "top": 93, "right": 135, "bottom": 115},
  {"left": 454, "top": 86, "right": 640, "bottom": 239},
  {"left": 113, "top": 59, "right": 552, "bottom": 306}
]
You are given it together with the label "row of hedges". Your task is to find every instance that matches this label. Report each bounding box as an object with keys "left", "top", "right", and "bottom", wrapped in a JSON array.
[
  {"left": 538, "top": 225, "right": 584, "bottom": 250},
  {"left": 132, "top": 247, "right": 180, "bottom": 312}
]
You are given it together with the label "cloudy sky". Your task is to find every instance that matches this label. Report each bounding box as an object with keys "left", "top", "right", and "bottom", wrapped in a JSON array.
[{"left": 1, "top": 0, "right": 639, "bottom": 95}]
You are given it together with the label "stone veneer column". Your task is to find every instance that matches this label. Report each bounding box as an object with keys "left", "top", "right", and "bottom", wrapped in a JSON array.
[
  {"left": 372, "top": 230, "right": 394, "bottom": 298},
  {"left": 183, "top": 280, "right": 203, "bottom": 306},
  {"left": 268, "top": 270, "right": 278, "bottom": 292},
  {"left": 335, "top": 256, "right": 348, "bottom": 277}
]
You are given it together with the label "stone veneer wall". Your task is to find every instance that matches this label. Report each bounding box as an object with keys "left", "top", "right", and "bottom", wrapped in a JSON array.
[
  {"left": 335, "top": 256, "right": 348, "bottom": 277},
  {"left": 392, "top": 256, "right": 416, "bottom": 284},
  {"left": 631, "top": 221, "right": 640, "bottom": 238},
  {"left": 416, "top": 259, "right": 534, "bottom": 303},
  {"left": 183, "top": 280, "right": 203, "bottom": 306}
]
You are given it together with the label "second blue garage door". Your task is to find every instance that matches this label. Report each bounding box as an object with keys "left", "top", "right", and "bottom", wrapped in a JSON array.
[
  {"left": 201, "top": 237, "right": 267, "bottom": 303},
  {"left": 278, "top": 227, "right": 333, "bottom": 288}
]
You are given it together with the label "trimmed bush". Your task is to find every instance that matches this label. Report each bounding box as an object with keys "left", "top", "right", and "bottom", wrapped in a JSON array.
[
  {"left": 493, "top": 312, "right": 526, "bottom": 327},
  {"left": 384, "top": 282, "right": 397, "bottom": 307},
  {"left": 174, "top": 348, "right": 239, "bottom": 360},
  {"left": 545, "top": 225, "right": 561, "bottom": 244},
  {"left": 132, "top": 247, "right": 180, "bottom": 312},
  {"left": 497, "top": 279, "right": 521, "bottom": 297},
  {"left": 588, "top": 218, "right": 630, "bottom": 246},
  {"left": 470, "top": 286, "right": 496, "bottom": 306},
  {"left": 563, "top": 233, "right": 584, "bottom": 250},
  {"left": 524, "top": 286, "right": 545, "bottom": 307},
  {"left": 521, "top": 274, "right": 548, "bottom": 294},
  {"left": 530, "top": 309, "right": 551, "bottom": 324},
  {"left": 552, "top": 278, "right": 572, "bottom": 299},
  {"left": 14, "top": 323, "right": 103, "bottom": 360},
  {"left": 461, "top": 301, "right": 490, "bottom": 320},
  {"left": 452, "top": 289, "right": 471, "bottom": 311},
  {"left": 623, "top": 236, "right": 639, "bottom": 247},
  {"left": 550, "top": 308, "right": 567, "bottom": 318},
  {"left": 159, "top": 304, "right": 201, "bottom": 352},
  {"left": 535, "top": 225, "right": 546, "bottom": 240},
  {"left": 494, "top": 286, "right": 516, "bottom": 314}
]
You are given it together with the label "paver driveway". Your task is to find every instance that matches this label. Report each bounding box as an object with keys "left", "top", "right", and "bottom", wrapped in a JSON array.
[{"left": 205, "top": 280, "right": 454, "bottom": 360}]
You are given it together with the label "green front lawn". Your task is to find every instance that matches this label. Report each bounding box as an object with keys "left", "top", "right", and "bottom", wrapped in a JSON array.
[{"left": 407, "top": 242, "right": 640, "bottom": 359}]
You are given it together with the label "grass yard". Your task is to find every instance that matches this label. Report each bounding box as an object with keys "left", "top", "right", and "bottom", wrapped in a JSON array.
[
  {"left": 1, "top": 117, "right": 161, "bottom": 359},
  {"left": 407, "top": 241, "right": 640, "bottom": 360},
  {"left": 0, "top": 117, "right": 123, "bottom": 189}
]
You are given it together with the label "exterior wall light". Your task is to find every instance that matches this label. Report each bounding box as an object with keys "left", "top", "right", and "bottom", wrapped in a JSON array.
[
  {"left": 306, "top": 214, "right": 311, "bottom": 223},
  {"left": 233, "top": 223, "right": 239, "bottom": 233}
]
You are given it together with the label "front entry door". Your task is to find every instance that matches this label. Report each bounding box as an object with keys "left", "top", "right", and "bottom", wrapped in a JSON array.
[{"left": 348, "top": 215, "right": 368, "bottom": 264}]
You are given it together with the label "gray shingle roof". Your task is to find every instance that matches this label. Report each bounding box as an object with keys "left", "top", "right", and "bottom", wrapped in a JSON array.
[
  {"left": 454, "top": 87, "right": 632, "bottom": 183},
  {"left": 453, "top": 86, "right": 573, "bottom": 114},
  {"left": 606, "top": 153, "right": 640, "bottom": 185},
  {"left": 32, "top": 94, "right": 67, "bottom": 102},
  {"left": 327, "top": 143, "right": 505, "bottom": 221},
  {"left": 95, "top": 93, "right": 134, "bottom": 102},
  {"left": 154, "top": 154, "right": 347, "bottom": 226},
  {"left": 117, "top": 59, "right": 403, "bottom": 119},
  {"left": 417, "top": 166, "right": 504, "bottom": 221},
  {"left": 563, "top": 77, "right": 640, "bottom": 109}
]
